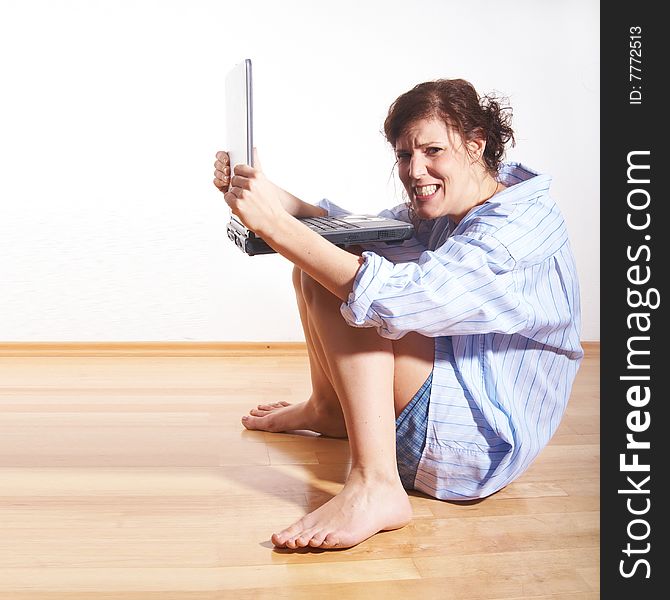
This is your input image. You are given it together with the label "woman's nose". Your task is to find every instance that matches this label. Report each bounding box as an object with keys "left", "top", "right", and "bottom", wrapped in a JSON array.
[{"left": 409, "top": 154, "right": 428, "bottom": 178}]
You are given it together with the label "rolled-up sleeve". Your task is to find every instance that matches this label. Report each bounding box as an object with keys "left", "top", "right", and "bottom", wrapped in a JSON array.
[{"left": 340, "top": 233, "right": 530, "bottom": 339}]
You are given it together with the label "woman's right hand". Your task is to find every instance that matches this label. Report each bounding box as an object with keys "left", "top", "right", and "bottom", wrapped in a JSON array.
[{"left": 213, "top": 151, "right": 231, "bottom": 193}]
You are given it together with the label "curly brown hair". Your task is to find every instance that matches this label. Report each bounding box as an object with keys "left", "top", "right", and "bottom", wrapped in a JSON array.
[{"left": 383, "top": 79, "right": 515, "bottom": 176}]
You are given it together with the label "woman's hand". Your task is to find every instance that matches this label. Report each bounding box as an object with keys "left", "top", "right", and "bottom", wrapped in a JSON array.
[
  {"left": 213, "top": 148, "right": 325, "bottom": 232},
  {"left": 212, "top": 150, "right": 359, "bottom": 299},
  {"left": 222, "top": 150, "right": 289, "bottom": 238},
  {"left": 213, "top": 151, "right": 231, "bottom": 192}
]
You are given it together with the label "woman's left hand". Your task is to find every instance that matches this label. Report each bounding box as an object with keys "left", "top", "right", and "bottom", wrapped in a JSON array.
[{"left": 223, "top": 151, "right": 288, "bottom": 238}]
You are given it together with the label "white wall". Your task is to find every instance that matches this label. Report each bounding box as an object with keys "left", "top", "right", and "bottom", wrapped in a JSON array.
[{"left": 0, "top": 0, "right": 599, "bottom": 342}]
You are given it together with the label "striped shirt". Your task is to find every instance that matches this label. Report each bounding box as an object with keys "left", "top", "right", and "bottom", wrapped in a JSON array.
[{"left": 319, "top": 163, "right": 583, "bottom": 500}]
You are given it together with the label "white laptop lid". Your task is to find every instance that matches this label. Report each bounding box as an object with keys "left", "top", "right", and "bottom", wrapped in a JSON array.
[{"left": 225, "top": 59, "right": 254, "bottom": 169}]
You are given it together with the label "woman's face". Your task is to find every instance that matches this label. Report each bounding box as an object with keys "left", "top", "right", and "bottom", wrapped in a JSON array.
[{"left": 395, "top": 117, "right": 485, "bottom": 222}]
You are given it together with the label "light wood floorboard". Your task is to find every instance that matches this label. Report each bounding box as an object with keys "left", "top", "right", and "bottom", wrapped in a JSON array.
[{"left": 0, "top": 346, "right": 599, "bottom": 598}]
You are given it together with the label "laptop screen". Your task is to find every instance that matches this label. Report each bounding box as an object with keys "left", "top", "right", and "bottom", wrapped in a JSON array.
[{"left": 225, "top": 59, "right": 254, "bottom": 169}]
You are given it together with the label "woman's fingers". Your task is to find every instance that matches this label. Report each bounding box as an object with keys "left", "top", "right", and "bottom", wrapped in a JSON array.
[
  {"left": 214, "top": 159, "right": 230, "bottom": 173},
  {"left": 230, "top": 174, "right": 254, "bottom": 190},
  {"left": 213, "top": 151, "right": 231, "bottom": 191}
]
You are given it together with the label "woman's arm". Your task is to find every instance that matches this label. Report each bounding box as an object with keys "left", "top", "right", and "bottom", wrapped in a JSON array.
[
  {"left": 276, "top": 187, "right": 327, "bottom": 218},
  {"left": 262, "top": 214, "right": 363, "bottom": 301},
  {"left": 223, "top": 160, "right": 361, "bottom": 300}
]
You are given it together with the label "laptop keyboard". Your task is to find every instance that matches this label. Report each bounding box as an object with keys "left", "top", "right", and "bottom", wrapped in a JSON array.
[{"left": 301, "top": 216, "right": 360, "bottom": 231}]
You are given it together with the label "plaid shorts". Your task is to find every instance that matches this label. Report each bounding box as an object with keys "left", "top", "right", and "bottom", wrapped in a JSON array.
[{"left": 395, "top": 371, "right": 433, "bottom": 490}]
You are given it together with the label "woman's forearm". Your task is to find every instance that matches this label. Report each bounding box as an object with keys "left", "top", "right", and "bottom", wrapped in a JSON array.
[
  {"left": 278, "top": 188, "right": 328, "bottom": 218},
  {"left": 265, "top": 213, "right": 363, "bottom": 301}
]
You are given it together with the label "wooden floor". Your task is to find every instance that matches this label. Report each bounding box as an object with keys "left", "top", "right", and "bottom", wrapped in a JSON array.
[{"left": 0, "top": 345, "right": 599, "bottom": 599}]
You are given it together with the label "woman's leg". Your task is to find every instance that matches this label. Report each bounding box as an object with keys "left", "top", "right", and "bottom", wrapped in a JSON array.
[
  {"left": 242, "top": 269, "right": 433, "bottom": 549},
  {"left": 241, "top": 267, "right": 347, "bottom": 438}
]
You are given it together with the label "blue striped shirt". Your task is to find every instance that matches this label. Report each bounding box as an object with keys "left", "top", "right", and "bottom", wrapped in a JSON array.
[{"left": 319, "top": 163, "right": 583, "bottom": 500}]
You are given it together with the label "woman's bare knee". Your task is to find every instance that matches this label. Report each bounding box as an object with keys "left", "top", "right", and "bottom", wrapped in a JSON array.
[{"left": 300, "top": 270, "right": 338, "bottom": 308}]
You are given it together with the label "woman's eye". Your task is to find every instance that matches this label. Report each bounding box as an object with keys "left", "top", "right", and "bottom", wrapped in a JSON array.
[
  {"left": 426, "top": 147, "right": 442, "bottom": 156},
  {"left": 396, "top": 152, "right": 410, "bottom": 161}
]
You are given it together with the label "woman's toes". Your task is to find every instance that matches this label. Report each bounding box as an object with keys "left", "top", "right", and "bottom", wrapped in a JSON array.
[
  {"left": 241, "top": 401, "right": 313, "bottom": 435},
  {"left": 272, "top": 520, "right": 304, "bottom": 548},
  {"left": 241, "top": 415, "right": 259, "bottom": 429},
  {"left": 271, "top": 531, "right": 291, "bottom": 547},
  {"left": 250, "top": 407, "right": 270, "bottom": 416},
  {"left": 308, "top": 530, "right": 327, "bottom": 547},
  {"left": 250, "top": 402, "right": 292, "bottom": 417},
  {"left": 256, "top": 402, "right": 290, "bottom": 411},
  {"left": 242, "top": 413, "right": 275, "bottom": 431},
  {"left": 295, "top": 528, "right": 320, "bottom": 548},
  {"left": 284, "top": 536, "right": 300, "bottom": 550}
]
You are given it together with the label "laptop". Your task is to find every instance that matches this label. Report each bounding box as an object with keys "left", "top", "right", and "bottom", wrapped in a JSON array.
[{"left": 224, "top": 59, "right": 414, "bottom": 256}]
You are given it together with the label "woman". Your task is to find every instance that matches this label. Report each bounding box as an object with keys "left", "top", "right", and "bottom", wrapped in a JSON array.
[{"left": 213, "top": 78, "right": 583, "bottom": 550}]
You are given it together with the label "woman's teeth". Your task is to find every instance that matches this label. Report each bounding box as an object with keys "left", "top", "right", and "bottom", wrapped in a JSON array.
[{"left": 415, "top": 184, "right": 438, "bottom": 197}]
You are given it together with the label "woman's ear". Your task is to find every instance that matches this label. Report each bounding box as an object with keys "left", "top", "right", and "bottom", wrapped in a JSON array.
[{"left": 467, "top": 133, "right": 487, "bottom": 163}]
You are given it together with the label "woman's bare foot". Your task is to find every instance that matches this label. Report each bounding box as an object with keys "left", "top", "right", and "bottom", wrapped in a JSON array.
[
  {"left": 271, "top": 469, "right": 412, "bottom": 549},
  {"left": 241, "top": 398, "right": 347, "bottom": 438}
]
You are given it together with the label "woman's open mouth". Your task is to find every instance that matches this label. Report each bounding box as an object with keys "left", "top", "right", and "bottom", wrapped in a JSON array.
[{"left": 414, "top": 184, "right": 440, "bottom": 201}]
